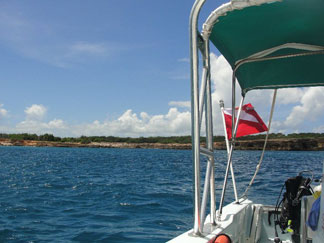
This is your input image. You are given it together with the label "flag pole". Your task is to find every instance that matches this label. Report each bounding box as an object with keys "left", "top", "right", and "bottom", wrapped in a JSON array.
[
  {"left": 218, "top": 96, "right": 245, "bottom": 219},
  {"left": 219, "top": 100, "right": 238, "bottom": 202},
  {"left": 231, "top": 73, "right": 236, "bottom": 142},
  {"left": 219, "top": 100, "right": 230, "bottom": 153}
]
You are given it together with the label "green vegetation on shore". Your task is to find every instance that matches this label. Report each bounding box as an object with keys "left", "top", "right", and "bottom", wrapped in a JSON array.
[{"left": 0, "top": 133, "right": 324, "bottom": 144}]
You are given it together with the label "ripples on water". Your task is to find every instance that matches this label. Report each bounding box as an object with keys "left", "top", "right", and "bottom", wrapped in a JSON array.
[{"left": 0, "top": 147, "right": 323, "bottom": 242}]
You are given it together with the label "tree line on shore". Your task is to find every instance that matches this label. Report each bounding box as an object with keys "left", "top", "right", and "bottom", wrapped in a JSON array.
[{"left": 0, "top": 132, "right": 323, "bottom": 144}]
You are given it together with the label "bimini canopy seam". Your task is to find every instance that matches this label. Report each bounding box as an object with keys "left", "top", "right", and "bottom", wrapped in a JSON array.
[
  {"left": 234, "top": 48, "right": 324, "bottom": 93},
  {"left": 201, "top": 0, "right": 324, "bottom": 94},
  {"left": 202, "top": 0, "right": 280, "bottom": 37},
  {"left": 237, "top": 43, "right": 324, "bottom": 64}
]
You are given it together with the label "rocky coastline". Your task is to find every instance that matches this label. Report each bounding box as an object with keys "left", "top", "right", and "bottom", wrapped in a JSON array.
[{"left": 0, "top": 138, "right": 324, "bottom": 151}]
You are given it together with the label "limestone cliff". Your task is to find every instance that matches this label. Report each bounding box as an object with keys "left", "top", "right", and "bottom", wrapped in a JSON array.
[{"left": 0, "top": 138, "right": 323, "bottom": 151}]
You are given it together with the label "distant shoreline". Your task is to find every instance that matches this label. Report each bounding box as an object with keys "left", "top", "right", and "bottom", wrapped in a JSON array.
[
  {"left": 1, "top": 138, "right": 324, "bottom": 151},
  {"left": 0, "top": 138, "right": 191, "bottom": 150}
]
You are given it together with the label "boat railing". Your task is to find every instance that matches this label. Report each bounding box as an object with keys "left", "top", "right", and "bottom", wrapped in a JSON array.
[
  {"left": 189, "top": 0, "right": 278, "bottom": 235},
  {"left": 189, "top": 0, "right": 214, "bottom": 235}
]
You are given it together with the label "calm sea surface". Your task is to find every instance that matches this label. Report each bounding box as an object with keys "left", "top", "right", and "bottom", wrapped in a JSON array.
[{"left": 0, "top": 146, "right": 323, "bottom": 242}]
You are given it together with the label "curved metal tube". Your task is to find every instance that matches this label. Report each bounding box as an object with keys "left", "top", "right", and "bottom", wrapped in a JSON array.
[{"left": 189, "top": 0, "right": 207, "bottom": 235}]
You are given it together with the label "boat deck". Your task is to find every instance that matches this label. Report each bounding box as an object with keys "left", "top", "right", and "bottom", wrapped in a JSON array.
[{"left": 169, "top": 197, "right": 316, "bottom": 243}]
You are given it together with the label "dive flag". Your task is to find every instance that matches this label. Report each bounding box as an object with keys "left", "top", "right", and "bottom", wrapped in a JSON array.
[{"left": 223, "top": 103, "right": 268, "bottom": 140}]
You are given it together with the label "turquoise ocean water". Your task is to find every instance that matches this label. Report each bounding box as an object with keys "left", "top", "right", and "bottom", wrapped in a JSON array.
[{"left": 0, "top": 146, "right": 323, "bottom": 242}]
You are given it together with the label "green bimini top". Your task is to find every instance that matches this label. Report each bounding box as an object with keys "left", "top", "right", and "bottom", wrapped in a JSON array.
[{"left": 203, "top": 0, "right": 324, "bottom": 94}]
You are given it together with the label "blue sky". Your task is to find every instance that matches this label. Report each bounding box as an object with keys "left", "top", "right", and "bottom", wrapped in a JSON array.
[
  {"left": 0, "top": 1, "right": 192, "bottom": 118},
  {"left": 0, "top": 0, "right": 324, "bottom": 137}
]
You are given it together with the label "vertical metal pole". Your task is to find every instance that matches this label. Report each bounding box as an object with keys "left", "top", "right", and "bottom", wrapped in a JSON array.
[
  {"left": 219, "top": 101, "right": 238, "bottom": 203},
  {"left": 199, "top": 67, "right": 207, "bottom": 128},
  {"left": 204, "top": 38, "right": 215, "bottom": 226},
  {"left": 200, "top": 155, "right": 212, "bottom": 227},
  {"left": 189, "top": 0, "right": 206, "bottom": 235},
  {"left": 209, "top": 156, "right": 216, "bottom": 225},
  {"left": 218, "top": 96, "right": 245, "bottom": 219},
  {"left": 231, "top": 74, "right": 236, "bottom": 139},
  {"left": 199, "top": 67, "right": 209, "bottom": 229},
  {"left": 219, "top": 100, "right": 230, "bottom": 152},
  {"left": 200, "top": 38, "right": 215, "bottom": 227}
]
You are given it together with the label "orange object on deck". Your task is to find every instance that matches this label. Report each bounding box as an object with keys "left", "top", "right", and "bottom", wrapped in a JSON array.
[{"left": 208, "top": 234, "right": 231, "bottom": 243}]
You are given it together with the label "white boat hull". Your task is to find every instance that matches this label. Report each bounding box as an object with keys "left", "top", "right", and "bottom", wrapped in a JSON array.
[{"left": 168, "top": 198, "right": 315, "bottom": 243}]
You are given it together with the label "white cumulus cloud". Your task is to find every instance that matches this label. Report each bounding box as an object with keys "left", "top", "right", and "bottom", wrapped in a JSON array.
[
  {"left": 3, "top": 54, "right": 324, "bottom": 137},
  {"left": 208, "top": 54, "right": 324, "bottom": 134},
  {"left": 25, "top": 104, "right": 47, "bottom": 120},
  {"left": 276, "top": 88, "right": 306, "bottom": 105},
  {"left": 284, "top": 87, "right": 324, "bottom": 128},
  {"left": 10, "top": 107, "right": 191, "bottom": 137},
  {"left": 48, "top": 119, "right": 67, "bottom": 129},
  {"left": 0, "top": 104, "right": 8, "bottom": 118},
  {"left": 71, "top": 108, "right": 191, "bottom": 137}
]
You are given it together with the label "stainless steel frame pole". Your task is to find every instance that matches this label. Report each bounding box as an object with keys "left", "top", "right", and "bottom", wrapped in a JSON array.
[
  {"left": 218, "top": 96, "right": 245, "bottom": 219},
  {"left": 205, "top": 39, "right": 216, "bottom": 226},
  {"left": 200, "top": 156, "right": 212, "bottom": 227},
  {"left": 200, "top": 38, "right": 216, "bottom": 227},
  {"left": 199, "top": 65, "right": 209, "bottom": 230},
  {"left": 230, "top": 74, "right": 239, "bottom": 203},
  {"left": 219, "top": 100, "right": 230, "bottom": 152},
  {"left": 231, "top": 74, "right": 236, "bottom": 140},
  {"left": 189, "top": 0, "right": 206, "bottom": 235},
  {"left": 219, "top": 101, "right": 238, "bottom": 203},
  {"left": 199, "top": 67, "right": 207, "bottom": 127},
  {"left": 242, "top": 89, "right": 277, "bottom": 198}
]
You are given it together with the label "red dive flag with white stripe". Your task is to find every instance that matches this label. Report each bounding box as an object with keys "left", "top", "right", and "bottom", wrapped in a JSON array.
[{"left": 223, "top": 103, "right": 268, "bottom": 140}]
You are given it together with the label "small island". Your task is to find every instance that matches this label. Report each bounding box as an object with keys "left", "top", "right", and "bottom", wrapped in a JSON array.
[{"left": 0, "top": 133, "right": 324, "bottom": 151}]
